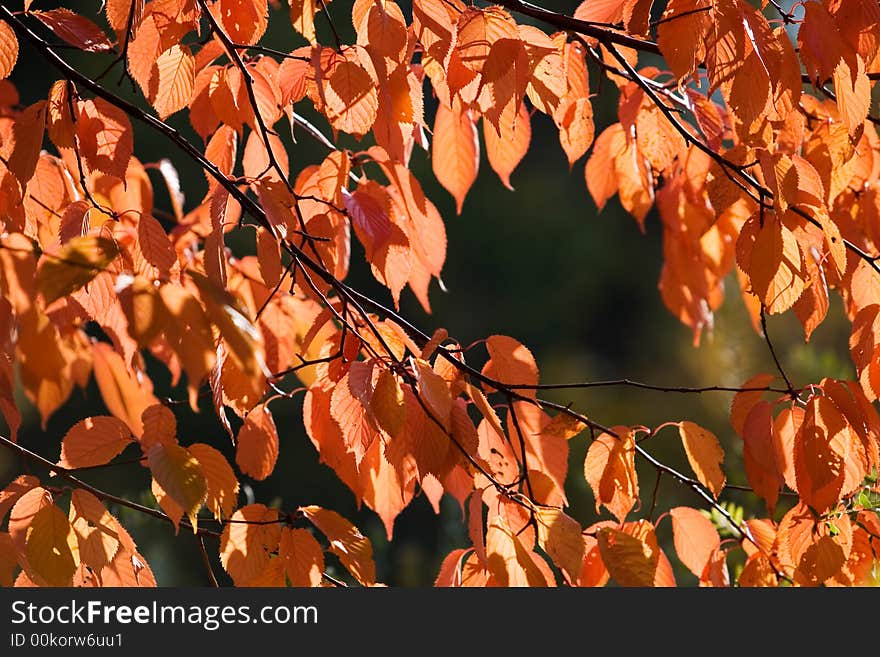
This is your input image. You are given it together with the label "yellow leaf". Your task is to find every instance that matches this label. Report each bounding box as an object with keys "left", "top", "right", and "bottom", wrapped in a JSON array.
[
  {"left": 290, "top": 0, "right": 317, "bottom": 45},
  {"left": 37, "top": 236, "right": 119, "bottom": 305},
  {"left": 542, "top": 413, "right": 587, "bottom": 441},
  {"left": 597, "top": 522, "right": 659, "bottom": 587},
  {"left": 678, "top": 421, "right": 726, "bottom": 498},
  {"left": 187, "top": 270, "right": 263, "bottom": 377},
  {"left": 147, "top": 443, "right": 206, "bottom": 532},
  {"left": 535, "top": 506, "right": 585, "bottom": 583},
  {"left": 69, "top": 490, "right": 120, "bottom": 571},
  {"left": 188, "top": 443, "right": 239, "bottom": 521},
  {"left": 25, "top": 505, "right": 78, "bottom": 587}
]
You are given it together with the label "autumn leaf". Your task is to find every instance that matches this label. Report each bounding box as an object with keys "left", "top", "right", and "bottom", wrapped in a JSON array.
[
  {"left": 584, "top": 427, "right": 639, "bottom": 522},
  {"left": 25, "top": 505, "right": 78, "bottom": 587},
  {"left": 0, "top": 22, "right": 18, "bottom": 80},
  {"left": 432, "top": 102, "right": 479, "bottom": 215},
  {"left": 219, "top": 504, "right": 281, "bottom": 586},
  {"left": 678, "top": 421, "right": 726, "bottom": 498},
  {"left": 32, "top": 9, "right": 113, "bottom": 53},
  {"left": 148, "top": 443, "right": 207, "bottom": 532},
  {"left": 597, "top": 521, "right": 662, "bottom": 587},
  {"left": 535, "top": 506, "right": 585, "bottom": 583},
  {"left": 36, "top": 236, "right": 119, "bottom": 305},
  {"left": 151, "top": 45, "right": 195, "bottom": 119},
  {"left": 76, "top": 98, "right": 134, "bottom": 180},
  {"left": 58, "top": 416, "right": 133, "bottom": 469},
  {"left": 485, "top": 516, "right": 547, "bottom": 587},
  {"left": 188, "top": 443, "right": 239, "bottom": 521},
  {"left": 279, "top": 527, "right": 324, "bottom": 587},
  {"left": 235, "top": 403, "right": 280, "bottom": 481},
  {"left": 301, "top": 505, "right": 376, "bottom": 585},
  {"left": 669, "top": 506, "right": 720, "bottom": 578}
]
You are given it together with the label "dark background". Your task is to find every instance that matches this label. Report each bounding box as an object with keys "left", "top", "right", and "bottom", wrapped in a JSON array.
[{"left": 0, "top": 0, "right": 853, "bottom": 585}]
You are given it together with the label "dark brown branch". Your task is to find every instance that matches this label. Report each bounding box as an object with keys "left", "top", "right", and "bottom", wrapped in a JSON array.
[
  {"left": 198, "top": 535, "right": 220, "bottom": 587},
  {"left": 506, "top": 379, "right": 794, "bottom": 395},
  {"left": 760, "top": 307, "right": 795, "bottom": 395},
  {"left": 0, "top": 434, "right": 221, "bottom": 538},
  {"left": 491, "top": 0, "right": 661, "bottom": 56}
]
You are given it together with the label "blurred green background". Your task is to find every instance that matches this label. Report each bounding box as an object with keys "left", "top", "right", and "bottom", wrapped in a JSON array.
[{"left": 0, "top": 0, "right": 856, "bottom": 586}]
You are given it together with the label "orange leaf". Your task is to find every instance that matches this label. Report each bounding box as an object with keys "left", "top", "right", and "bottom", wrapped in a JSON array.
[
  {"left": 105, "top": 0, "right": 145, "bottom": 35},
  {"left": 137, "top": 214, "right": 177, "bottom": 278},
  {"left": 730, "top": 373, "right": 776, "bottom": 436},
  {"left": 481, "top": 335, "right": 539, "bottom": 397},
  {"left": 742, "top": 400, "right": 783, "bottom": 512},
  {"left": 0, "top": 533, "right": 16, "bottom": 586},
  {"left": 833, "top": 57, "right": 871, "bottom": 136},
  {"left": 279, "top": 527, "right": 324, "bottom": 586},
  {"left": 215, "top": 0, "right": 268, "bottom": 46},
  {"left": 793, "top": 395, "right": 850, "bottom": 513},
  {"left": 455, "top": 6, "right": 518, "bottom": 75},
  {"left": 36, "top": 235, "right": 119, "bottom": 305},
  {"left": 541, "top": 412, "right": 587, "bottom": 441},
  {"left": 484, "top": 102, "right": 531, "bottom": 190},
  {"left": 0, "top": 475, "right": 41, "bottom": 523},
  {"left": 188, "top": 443, "right": 239, "bottom": 521},
  {"left": 58, "top": 416, "right": 133, "bottom": 469},
  {"left": 330, "top": 360, "right": 378, "bottom": 463},
  {"left": 301, "top": 505, "right": 376, "bottom": 585},
  {"left": 370, "top": 369, "right": 406, "bottom": 438},
  {"left": 151, "top": 44, "right": 195, "bottom": 119},
  {"left": 5, "top": 100, "right": 47, "bottom": 187},
  {"left": 320, "top": 50, "right": 378, "bottom": 137},
  {"left": 91, "top": 342, "right": 158, "bottom": 438},
  {"left": 678, "top": 421, "right": 726, "bottom": 498},
  {"left": 657, "top": 0, "right": 711, "bottom": 80},
  {"left": 585, "top": 123, "right": 624, "bottom": 212},
  {"left": 235, "top": 403, "right": 280, "bottom": 481},
  {"left": 432, "top": 103, "right": 479, "bottom": 215},
  {"left": 480, "top": 38, "right": 530, "bottom": 132},
  {"left": 0, "top": 22, "right": 19, "bottom": 80},
  {"left": 748, "top": 214, "right": 806, "bottom": 314},
  {"left": 584, "top": 427, "right": 638, "bottom": 522},
  {"left": 219, "top": 504, "right": 281, "bottom": 586},
  {"left": 669, "top": 506, "right": 720, "bottom": 578},
  {"left": 414, "top": 358, "right": 453, "bottom": 429},
  {"left": 77, "top": 98, "right": 134, "bottom": 180},
  {"left": 555, "top": 96, "right": 594, "bottom": 166},
  {"left": 485, "top": 516, "right": 547, "bottom": 587}
]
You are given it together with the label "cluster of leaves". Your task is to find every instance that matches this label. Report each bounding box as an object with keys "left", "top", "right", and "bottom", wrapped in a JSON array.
[{"left": 0, "top": 0, "right": 879, "bottom": 587}]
